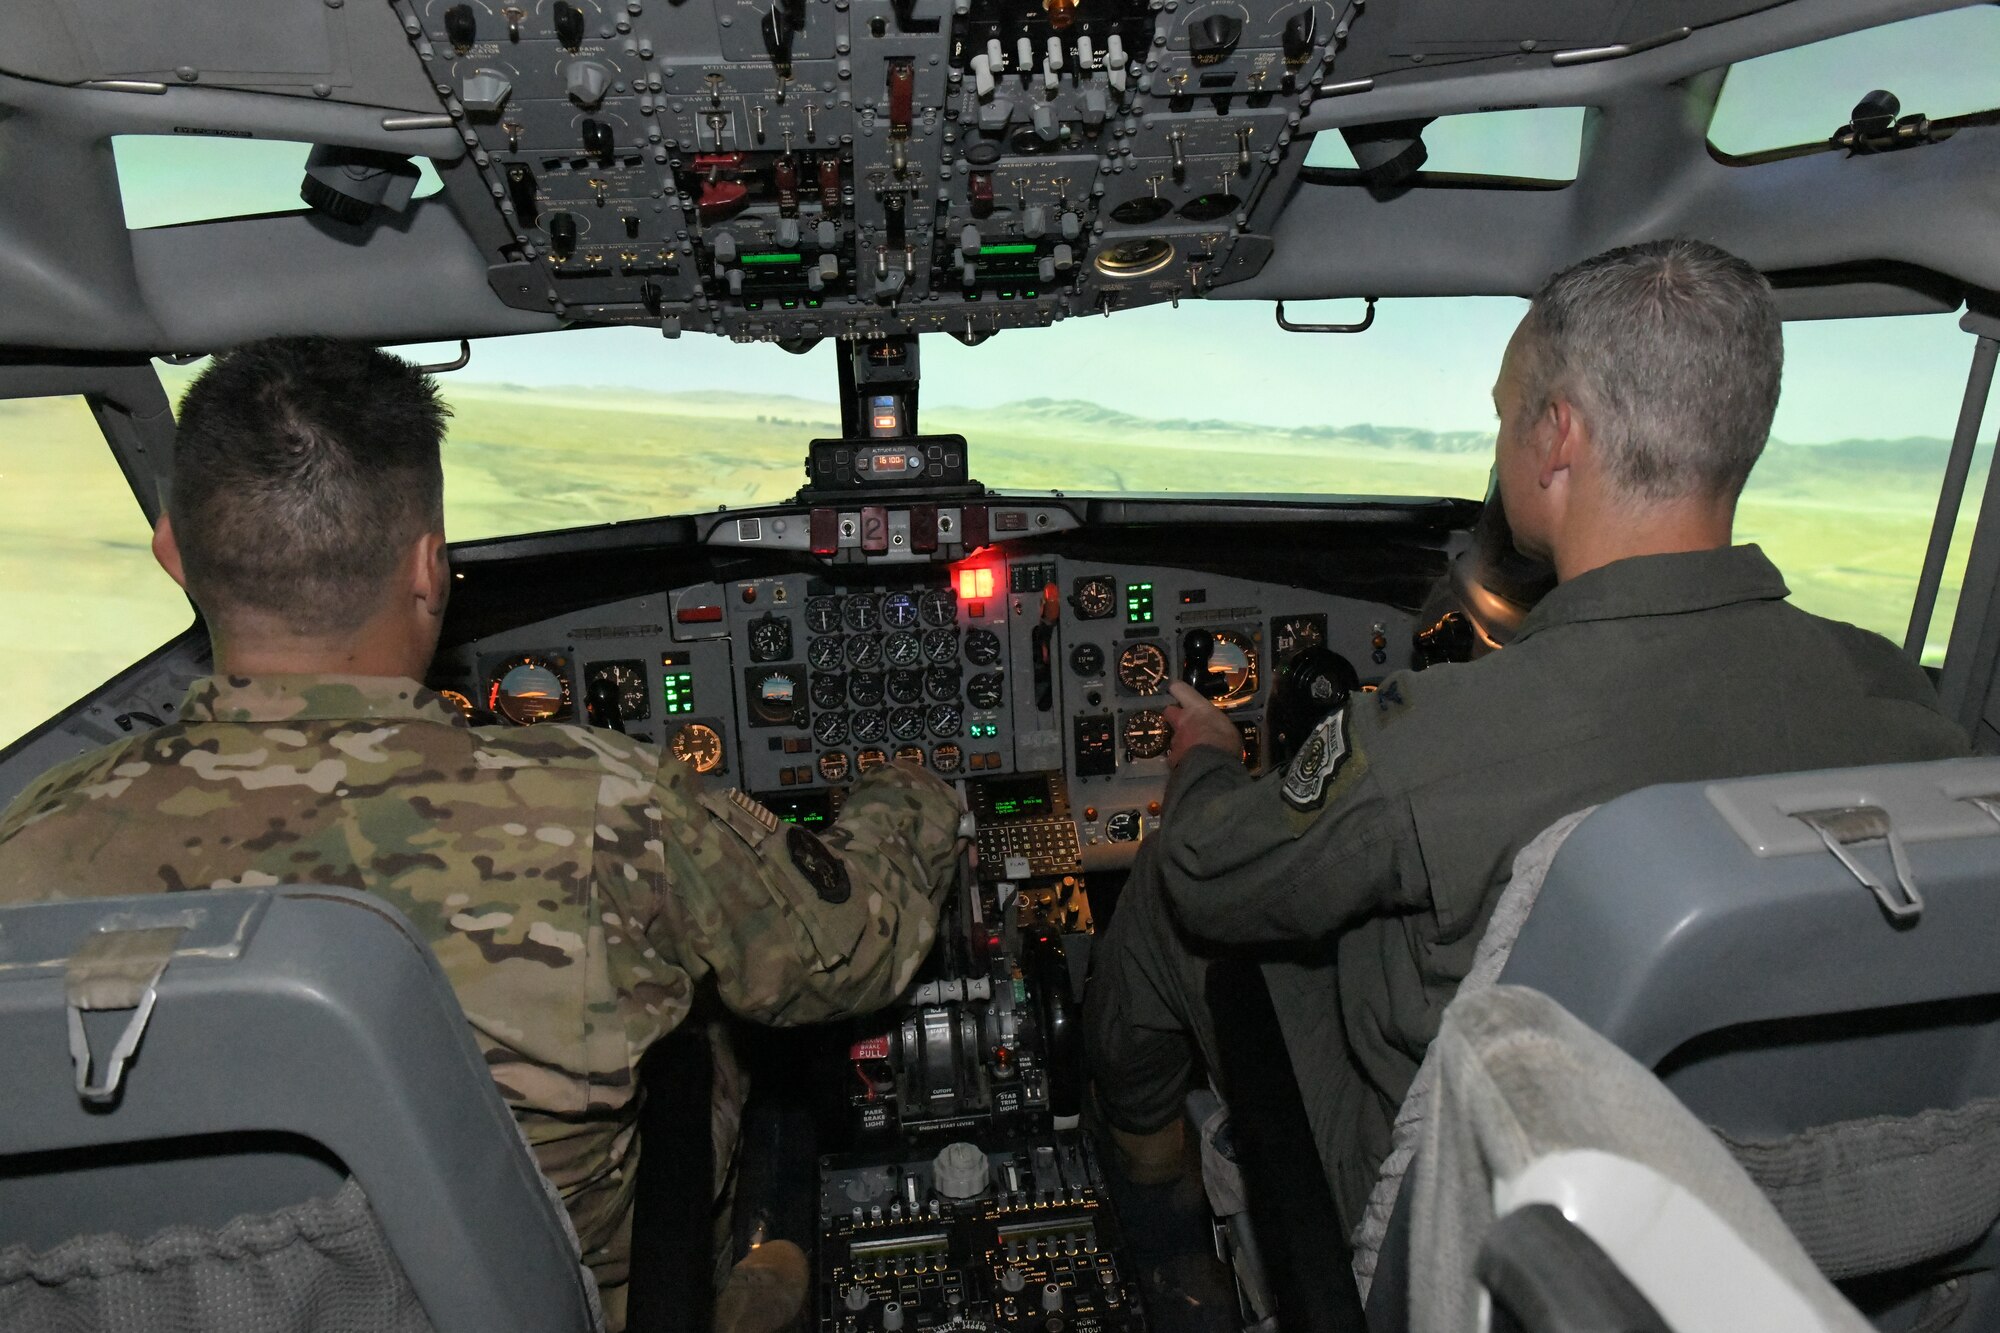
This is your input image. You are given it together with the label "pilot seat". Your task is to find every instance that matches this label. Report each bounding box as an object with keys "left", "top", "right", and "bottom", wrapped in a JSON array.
[{"left": 0, "top": 886, "right": 603, "bottom": 1333}]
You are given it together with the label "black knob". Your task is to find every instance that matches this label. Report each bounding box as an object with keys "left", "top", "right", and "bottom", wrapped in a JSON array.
[
  {"left": 1181, "top": 629, "right": 1222, "bottom": 695},
  {"left": 505, "top": 163, "right": 538, "bottom": 226},
  {"left": 444, "top": 3, "right": 477, "bottom": 51},
  {"left": 1189, "top": 13, "right": 1242, "bottom": 66},
  {"left": 553, "top": 0, "right": 585, "bottom": 50},
  {"left": 640, "top": 279, "right": 662, "bottom": 311},
  {"left": 1282, "top": 7, "right": 1317, "bottom": 62},
  {"left": 581, "top": 117, "right": 613, "bottom": 159},
  {"left": 546, "top": 211, "right": 578, "bottom": 259},
  {"left": 1850, "top": 88, "right": 1900, "bottom": 138}
]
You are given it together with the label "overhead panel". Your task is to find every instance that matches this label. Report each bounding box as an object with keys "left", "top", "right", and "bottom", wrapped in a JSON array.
[{"left": 386, "top": 0, "right": 1354, "bottom": 342}]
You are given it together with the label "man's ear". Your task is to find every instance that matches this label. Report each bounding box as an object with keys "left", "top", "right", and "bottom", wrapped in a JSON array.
[
  {"left": 152, "top": 514, "right": 188, "bottom": 589},
  {"left": 1539, "top": 396, "right": 1580, "bottom": 489},
  {"left": 411, "top": 531, "right": 450, "bottom": 618}
]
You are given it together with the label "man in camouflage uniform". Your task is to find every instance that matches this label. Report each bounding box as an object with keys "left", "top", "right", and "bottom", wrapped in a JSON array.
[
  {"left": 1083, "top": 240, "right": 1972, "bottom": 1236},
  {"left": 0, "top": 338, "right": 965, "bottom": 1331}
]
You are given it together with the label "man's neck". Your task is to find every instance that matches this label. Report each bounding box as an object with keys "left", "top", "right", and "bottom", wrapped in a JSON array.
[
  {"left": 1552, "top": 502, "right": 1736, "bottom": 583},
  {"left": 210, "top": 616, "right": 429, "bottom": 681}
]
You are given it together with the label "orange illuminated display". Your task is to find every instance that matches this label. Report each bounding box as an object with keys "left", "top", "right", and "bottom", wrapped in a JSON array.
[
  {"left": 872, "top": 413, "right": 898, "bottom": 430},
  {"left": 956, "top": 567, "right": 995, "bottom": 599}
]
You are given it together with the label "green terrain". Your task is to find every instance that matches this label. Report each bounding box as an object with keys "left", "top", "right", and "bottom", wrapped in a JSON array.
[{"left": 1, "top": 378, "right": 1979, "bottom": 747}]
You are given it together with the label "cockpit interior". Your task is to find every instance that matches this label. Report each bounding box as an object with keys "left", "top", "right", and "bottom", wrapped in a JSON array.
[{"left": 8, "top": 1, "right": 2000, "bottom": 1331}]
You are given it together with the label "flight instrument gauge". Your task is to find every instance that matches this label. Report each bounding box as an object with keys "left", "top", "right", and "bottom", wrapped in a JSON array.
[
  {"left": 818, "top": 752, "right": 850, "bottom": 783},
  {"left": 586, "top": 660, "right": 650, "bottom": 722},
  {"left": 885, "top": 631, "right": 922, "bottom": 667},
  {"left": 852, "top": 710, "right": 888, "bottom": 744},
  {"left": 843, "top": 594, "right": 880, "bottom": 632},
  {"left": 1199, "top": 629, "right": 1261, "bottom": 710},
  {"left": 888, "top": 669, "right": 924, "bottom": 704},
  {"left": 436, "top": 689, "right": 477, "bottom": 722},
  {"left": 1071, "top": 576, "right": 1116, "bottom": 620},
  {"left": 747, "top": 669, "right": 805, "bottom": 727},
  {"left": 967, "top": 672, "right": 1005, "bottom": 709},
  {"left": 807, "top": 636, "right": 845, "bottom": 671},
  {"left": 926, "top": 667, "right": 961, "bottom": 701},
  {"left": 919, "top": 589, "right": 957, "bottom": 627},
  {"left": 846, "top": 633, "right": 883, "bottom": 669},
  {"left": 890, "top": 707, "right": 925, "bottom": 741},
  {"left": 1117, "top": 642, "right": 1169, "bottom": 695},
  {"left": 488, "top": 655, "right": 571, "bottom": 725},
  {"left": 882, "top": 591, "right": 920, "bottom": 629},
  {"left": 856, "top": 749, "right": 889, "bottom": 774},
  {"left": 748, "top": 615, "right": 793, "bottom": 663},
  {"left": 670, "top": 722, "right": 724, "bottom": 773},
  {"left": 927, "top": 704, "right": 963, "bottom": 738},
  {"left": 814, "top": 712, "right": 850, "bottom": 746},
  {"left": 811, "top": 673, "right": 846, "bottom": 710},
  {"left": 923, "top": 628, "right": 959, "bottom": 663},
  {"left": 805, "top": 595, "right": 843, "bottom": 635},
  {"left": 932, "top": 743, "right": 963, "bottom": 774},
  {"left": 964, "top": 629, "right": 1002, "bottom": 666},
  {"left": 849, "top": 671, "right": 885, "bottom": 706},
  {"left": 1123, "top": 709, "right": 1169, "bottom": 759},
  {"left": 1070, "top": 643, "right": 1105, "bottom": 677}
]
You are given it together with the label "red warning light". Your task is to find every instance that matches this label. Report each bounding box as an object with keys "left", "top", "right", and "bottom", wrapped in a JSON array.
[{"left": 956, "top": 566, "right": 996, "bottom": 599}]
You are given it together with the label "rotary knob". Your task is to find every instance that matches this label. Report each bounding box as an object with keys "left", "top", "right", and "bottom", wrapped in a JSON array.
[
  {"left": 931, "top": 1141, "right": 990, "bottom": 1199},
  {"left": 565, "top": 60, "right": 612, "bottom": 109}
]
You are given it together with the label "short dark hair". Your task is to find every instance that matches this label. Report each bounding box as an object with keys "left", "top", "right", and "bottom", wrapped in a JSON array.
[
  {"left": 171, "top": 338, "right": 448, "bottom": 636},
  {"left": 1516, "top": 238, "right": 1783, "bottom": 502}
]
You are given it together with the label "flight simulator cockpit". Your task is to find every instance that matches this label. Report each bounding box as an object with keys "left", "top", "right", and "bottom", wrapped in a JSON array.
[{"left": 10, "top": 1, "right": 2000, "bottom": 1331}]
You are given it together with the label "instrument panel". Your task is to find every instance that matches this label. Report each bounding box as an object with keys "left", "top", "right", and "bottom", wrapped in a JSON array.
[{"left": 435, "top": 541, "right": 1409, "bottom": 870}]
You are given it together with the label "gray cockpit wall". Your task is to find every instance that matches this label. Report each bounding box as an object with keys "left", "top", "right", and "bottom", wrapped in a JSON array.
[{"left": 7, "top": 0, "right": 2000, "bottom": 749}]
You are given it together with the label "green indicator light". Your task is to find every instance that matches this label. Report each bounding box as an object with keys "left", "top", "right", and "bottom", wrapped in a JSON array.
[
  {"left": 999, "top": 290, "right": 1015, "bottom": 300},
  {"left": 781, "top": 299, "right": 798, "bottom": 309},
  {"left": 806, "top": 298, "right": 822, "bottom": 308},
  {"left": 1023, "top": 290, "right": 1038, "bottom": 298},
  {"left": 662, "top": 672, "right": 695, "bottom": 715},
  {"left": 741, "top": 252, "right": 803, "bottom": 266},
  {"left": 978, "top": 243, "right": 1037, "bottom": 256},
  {"left": 1126, "top": 582, "right": 1156, "bottom": 624}
]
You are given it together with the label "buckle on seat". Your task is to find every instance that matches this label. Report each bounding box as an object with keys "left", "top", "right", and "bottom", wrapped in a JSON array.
[
  {"left": 1792, "top": 806, "right": 1923, "bottom": 923},
  {"left": 65, "top": 924, "right": 184, "bottom": 1103}
]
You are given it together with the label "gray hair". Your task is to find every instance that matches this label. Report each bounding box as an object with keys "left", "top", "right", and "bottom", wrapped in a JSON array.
[{"left": 1515, "top": 238, "right": 1782, "bottom": 502}]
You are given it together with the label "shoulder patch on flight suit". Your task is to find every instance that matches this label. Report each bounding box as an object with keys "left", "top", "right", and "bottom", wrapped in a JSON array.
[
  {"left": 1281, "top": 708, "right": 1350, "bottom": 812},
  {"left": 787, "top": 824, "right": 852, "bottom": 904}
]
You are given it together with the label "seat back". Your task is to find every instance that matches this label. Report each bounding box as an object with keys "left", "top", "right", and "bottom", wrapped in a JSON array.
[
  {"left": 1411, "top": 985, "right": 1872, "bottom": 1333},
  {"left": 0, "top": 887, "right": 601, "bottom": 1333},
  {"left": 1501, "top": 757, "right": 2000, "bottom": 1327}
]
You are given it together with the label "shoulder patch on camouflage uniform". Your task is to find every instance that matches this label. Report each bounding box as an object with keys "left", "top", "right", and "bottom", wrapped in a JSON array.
[
  {"left": 1281, "top": 708, "right": 1350, "bottom": 812},
  {"left": 728, "top": 788, "right": 785, "bottom": 834},
  {"left": 787, "top": 824, "right": 852, "bottom": 904}
]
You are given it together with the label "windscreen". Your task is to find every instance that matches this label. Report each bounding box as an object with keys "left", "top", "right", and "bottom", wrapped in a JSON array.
[{"left": 134, "top": 303, "right": 1999, "bottom": 669}]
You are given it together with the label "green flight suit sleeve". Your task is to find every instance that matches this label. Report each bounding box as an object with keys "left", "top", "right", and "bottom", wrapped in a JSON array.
[
  {"left": 645, "top": 754, "right": 963, "bottom": 1025},
  {"left": 1153, "top": 700, "right": 1427, "bottom": 947}
]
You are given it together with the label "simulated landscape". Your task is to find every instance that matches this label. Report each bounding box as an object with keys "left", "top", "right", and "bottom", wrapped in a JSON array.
[{"left": 3, "top": 377, "right": 1980, "bottom": 746}]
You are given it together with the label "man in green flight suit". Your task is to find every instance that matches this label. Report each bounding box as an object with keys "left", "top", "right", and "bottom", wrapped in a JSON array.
[
  {"left": 0, "top": 339, "right": 967, "bottom": 1332},
  {"left": 1083, "top": 239, "right": 1972, "bottom": 1237}
]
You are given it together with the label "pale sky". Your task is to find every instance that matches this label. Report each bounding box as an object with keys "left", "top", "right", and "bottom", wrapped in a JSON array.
[{"left": 394, "top": 299, "right": 1996, "bottom": 446}]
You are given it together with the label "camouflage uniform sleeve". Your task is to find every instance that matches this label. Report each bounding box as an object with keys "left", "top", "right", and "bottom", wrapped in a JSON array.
[{"left": 645, "top": 756, "right": 963, "bottom": 1025}]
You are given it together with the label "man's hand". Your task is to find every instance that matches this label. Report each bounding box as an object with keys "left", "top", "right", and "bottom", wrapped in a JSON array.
[{"left": 1164, "top": 681, "right": 1240, "bottom": 770}]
